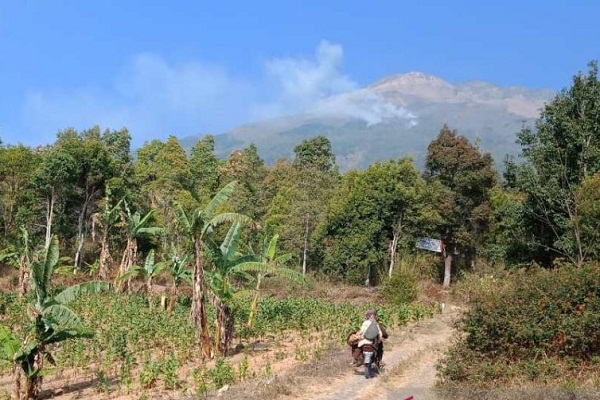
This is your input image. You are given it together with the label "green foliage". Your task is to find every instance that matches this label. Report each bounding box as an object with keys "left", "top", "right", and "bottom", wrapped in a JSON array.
[
  {"left": 293, "top": 135, "right": 338, "bottom": 174},
  {"left": 189, "top": 135, "right": 220, "bottom": 202},
  {"left": 209, "top": 356, "right": 235, "bottom": 389},
  {"left": 511, "top": 61, "right": 600, "bottom": 266},
  {"left": 219, "top": 144, "right": 267, "bottom": 220},
  {"left": 440, "top": 263, "right": 600, "bottom": 385},
  {"left": 381, "top": 270, "right": 418, "bottom": 306},
  {"left": 315, "top": 158, "right": 434, "bottom": 284},
  {"left": 424, "top": 125, "right": 496, "bottom": 287},
  {"left": 0, "top": 236, "right": 112, "bottom": 399},
  {"left": 139, "top": 352, "right": 161, "bottom": 389}
]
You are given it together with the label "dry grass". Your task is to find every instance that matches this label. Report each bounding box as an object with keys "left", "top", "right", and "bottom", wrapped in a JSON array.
[
  {"left": 199, "top": 340, "right": 352, "bottom": 400},
  {"left": 260, "top": 272, "right": 384, "bottom": 305}
]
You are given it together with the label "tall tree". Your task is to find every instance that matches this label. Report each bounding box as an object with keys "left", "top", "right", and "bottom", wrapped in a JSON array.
[
  {"left": 0, "top": 144, "right": 39, "bottom": 245},
  {"left": 189, "top": 135, "right": 221, "bottom": 203},
  {"left": 424, "top": 125, "right": 496, "bottom": 287},
  {"left": 292, "top": 135, "right": 338, "bottom": 174},
  {"left": 315, "top": 158, "right": 435, "bottom": 284},
  {"left": 135, "top": 137, "right": 194, "bottom": 227},
  {"left": 219, "top": 144, "right": 267, "bottom": 221},
  {"left": 55, "top": 127, "right": 116, "bottom": 269},
  {"left": 512, "top": 61, "right": 600, "bottom": 265},
  {"left": 268, "top": 136, "right": 339, "bottom": 274},
  {"left": 31, "top": 145, "right": 78, "bottom": 248}
]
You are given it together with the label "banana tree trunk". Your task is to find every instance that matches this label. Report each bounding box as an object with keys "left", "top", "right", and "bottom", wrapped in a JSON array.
[
  {"left": 246, "top": 274, "right": 263, "bottom": 328},
  {"left": 168, "top": 283, "right": 178, "bottom": 313},
  {"left": 191, "top": 238, "right": 211, "bottom": 359},
  {"left": 147, "top": 276, "right": 153, "bottom": 308},
  {"left": 21, "top": 346, "right": 44, "bottom": 400},
  {"left": 212, "top": 294, "right": 233, "bottom": 357},
  {"left": 98, "top": 232, "right": 111, "bottom": 279},
  {"left": 118, "top": 238, "right": 137, "bottom": 292},
  {"left": 18, "top": 255, "right": 28, "bottom": 299}
]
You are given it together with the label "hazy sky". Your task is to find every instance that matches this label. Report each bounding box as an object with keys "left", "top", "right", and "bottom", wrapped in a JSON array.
[{"left": 1, "top": 1, "right": 599, "bottom": 147}]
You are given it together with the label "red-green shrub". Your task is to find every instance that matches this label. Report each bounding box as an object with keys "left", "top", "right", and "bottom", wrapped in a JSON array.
[{"left": 462, "top": 264, "right": 600, "bottom": 360}]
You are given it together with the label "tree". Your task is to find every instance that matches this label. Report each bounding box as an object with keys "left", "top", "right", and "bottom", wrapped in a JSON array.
[
  {"left": 172, "top": 181, "right": 251, "bottom": 359},
  {"left": 0, "top": 145, "right": 39, "bottom": 245},
  {"left": 0, "top": 236, "right": 110, "bottom": 400},
  {"left": 189, "top": 135, "right": 220, "bottom": 203},
  {"left": 117, "top": 202, "right": 163, "bottom": 292},
  {"left": 512, "top": 61, "right": 600, "bottom": 265},
  {"left": 315, "top": 158, "right": 434, "bottom": 284},
  {"left": 292, "top": 135, "right": 338, "bottom": 174},
  {"left": 265, "top": 136, "right": 339, "bottom": 274},
  {"left": 54, "top": 127, "right": 116, "bottom": 270},
  {"left": 91, "top": 189, "right": 123, "bottom": 279},
  {"left": 204, "top": 223, "right": 252, "bottom": 356},
  {"left": 31, "top": 145, "right": 78, "bottom": 248},
  {"left": 424, "top": 125, "right": 496, "bottom": 287},
  {"left": 219, "top": 144, "right": 267, "bottom": 221}
]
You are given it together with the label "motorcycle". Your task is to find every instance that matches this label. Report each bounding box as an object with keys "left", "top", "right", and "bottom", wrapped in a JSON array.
[{"left": 346, "top": 332, "right": 385, "bottom": 373}]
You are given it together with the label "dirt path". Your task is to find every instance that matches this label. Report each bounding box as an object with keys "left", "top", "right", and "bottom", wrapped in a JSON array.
[{"left": 286, "top": 304, "right": 460, "bottom": 400}]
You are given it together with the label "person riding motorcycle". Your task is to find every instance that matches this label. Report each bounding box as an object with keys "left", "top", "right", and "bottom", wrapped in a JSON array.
[{"left": 349, "top": 310, "right": 388, "bottom": 378}]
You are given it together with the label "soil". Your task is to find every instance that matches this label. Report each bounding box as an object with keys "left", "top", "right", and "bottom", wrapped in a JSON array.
[{"left": 282, "top": 304, "right": 460, "bottom": 400}]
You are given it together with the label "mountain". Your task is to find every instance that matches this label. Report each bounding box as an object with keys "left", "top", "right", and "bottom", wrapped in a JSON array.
[{"left": 181, "top": 72, "right": 556, "bottom": 171}]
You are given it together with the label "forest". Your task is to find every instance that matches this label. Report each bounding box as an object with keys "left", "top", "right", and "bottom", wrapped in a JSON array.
[{"left": 1, "top": 63, "right": 600, "bottom": 399}]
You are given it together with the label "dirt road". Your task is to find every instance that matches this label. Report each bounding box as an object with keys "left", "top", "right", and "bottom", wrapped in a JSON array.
[{"left": 287, "top": 304, "right": 460, "bottom": 400}]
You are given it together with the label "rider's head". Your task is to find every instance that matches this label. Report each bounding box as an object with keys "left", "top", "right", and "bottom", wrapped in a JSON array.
[{"left": 365, "top": 310, "right": 375, "bottom": 320}]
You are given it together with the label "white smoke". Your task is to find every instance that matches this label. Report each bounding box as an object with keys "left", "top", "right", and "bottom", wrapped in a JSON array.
[
  {"left": 20, "top": 41, "right": 416, "bottom": 147},
  {"left": 307, "top": 89, "right": 418, "bottom": 126},
  {"left": 256, "top": 40, "right": 416, "bottom": 126}
]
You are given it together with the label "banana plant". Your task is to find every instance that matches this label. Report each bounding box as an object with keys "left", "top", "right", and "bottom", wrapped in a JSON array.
[
  {"left": 117, "top": 200, "right": 163, "bottom": 292},
  {"left": 164, "top": 246, "right": 192, "bottom": 313},
  {"left": 236, "top": 232, "right": 305, "bottom": 328},
  {"left": 204, "top": 222, "right": 255, "bottom": 356},
  {"left": 172, "top": 180, "right": 252, "bottom": 359},
  {"left": 0, "top": 236, "right": 111, "bottom": 400},
  {"left": 117, "top": 249, "right": 165, "bottom": 307},
  {"left": 91, "top": 188, "right": 123, "bottom": 279},
  {"left": 0, "top": 227, "right": 32, "bottom": 298}
]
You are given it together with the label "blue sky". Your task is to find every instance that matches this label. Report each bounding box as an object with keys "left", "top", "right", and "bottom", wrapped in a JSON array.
[{"left": 1, "top": 1, "right": 599, "bottom": 148}]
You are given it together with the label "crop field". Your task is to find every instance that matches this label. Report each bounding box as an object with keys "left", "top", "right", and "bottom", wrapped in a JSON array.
[{"left": 0, "top": 288, "right": 435, "bottom": 399}]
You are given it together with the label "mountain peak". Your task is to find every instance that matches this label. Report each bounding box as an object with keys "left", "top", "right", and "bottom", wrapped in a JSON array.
[
  {"left": 371, "top": 72, "right": 451, "bottom": 89},
  {"left": 369, "top": 71, "right": 456, "bottom": 103}
]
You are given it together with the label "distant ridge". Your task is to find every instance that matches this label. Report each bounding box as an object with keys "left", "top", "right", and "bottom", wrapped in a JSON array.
[{"left": 181, "top": 72, "right": 555, "bottom": 170}]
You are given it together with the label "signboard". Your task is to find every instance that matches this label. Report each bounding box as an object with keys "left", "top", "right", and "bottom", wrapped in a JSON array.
[{"left": 415, "top": 237, "right": 443, "bottom": 253}]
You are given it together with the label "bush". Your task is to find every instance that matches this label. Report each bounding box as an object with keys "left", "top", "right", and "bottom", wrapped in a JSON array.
[
  {"left": 381, "top": 270, "right": 418, "bottom": 306},
  {"left": 439, "top": 263, "right": 600, "bottom": 386},
  {"left": 462, "top": 264, "right": 600, "bottom": 360}
]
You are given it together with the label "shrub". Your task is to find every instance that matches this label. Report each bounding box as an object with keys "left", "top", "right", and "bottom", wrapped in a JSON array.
[
  {"left": 462, "top": 264, "right": 600, "bottom": 360},
  {"left": 439, "top": 263, "right": 600, "bottom": 386},
  {"left": 381, "top": 270, "right": 418, "bottom": 306},
  {"left": 209, "top": 357, "right": 234, "bottom": 389}
]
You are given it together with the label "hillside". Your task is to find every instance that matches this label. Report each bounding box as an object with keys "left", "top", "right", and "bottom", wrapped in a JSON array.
[{"left": 181, "top": 72, "right": 555, "bottom": 170}]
